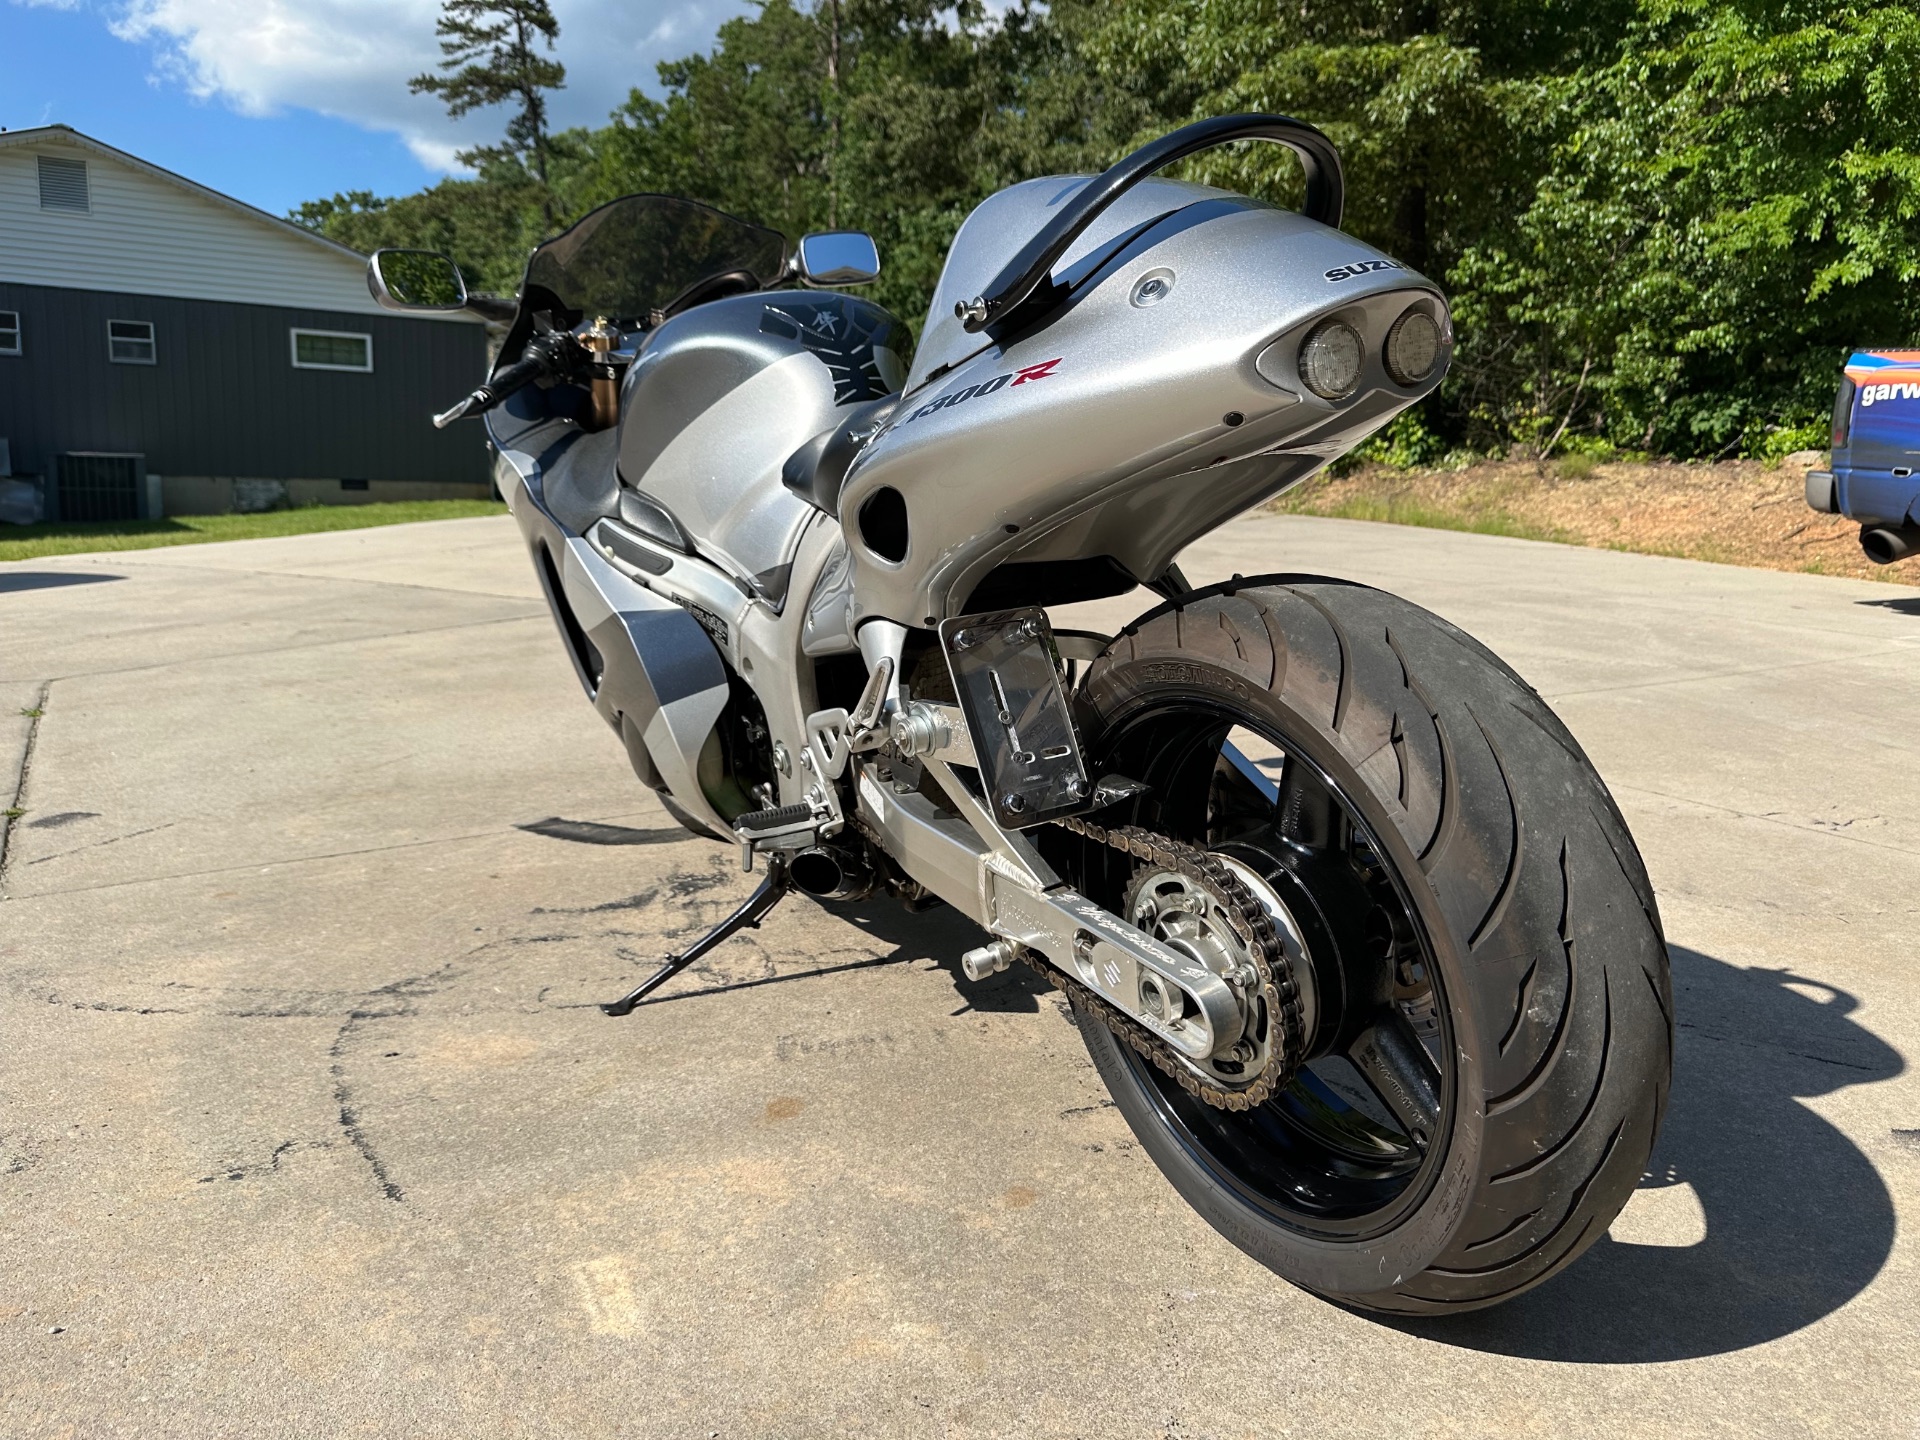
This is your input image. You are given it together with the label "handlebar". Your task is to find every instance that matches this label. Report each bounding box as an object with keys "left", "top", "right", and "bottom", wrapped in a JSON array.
[
  {"left": 432, "top": 332, "right": 579, "bottom": 429},
  {"left": 956, "top": 113, "right": 1345, "bottom": 339}
]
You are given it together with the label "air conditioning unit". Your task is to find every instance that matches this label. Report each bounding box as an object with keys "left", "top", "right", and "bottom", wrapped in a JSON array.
[{"left": 53, "top": 452, "right": 161, "bottom": 522}]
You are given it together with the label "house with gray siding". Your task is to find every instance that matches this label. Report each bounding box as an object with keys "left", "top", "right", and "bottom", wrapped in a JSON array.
[{"left": 0, "top": 126, "right": 490, "bottom": 520}]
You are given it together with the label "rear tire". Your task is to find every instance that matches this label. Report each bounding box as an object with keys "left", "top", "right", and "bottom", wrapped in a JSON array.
[{"left": 1072, "top": 574, "right": 1672, "bottom": 1312}]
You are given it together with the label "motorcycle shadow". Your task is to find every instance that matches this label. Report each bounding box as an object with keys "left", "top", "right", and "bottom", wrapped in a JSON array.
[
  {"left": 820, "top": 898, "right": 1057, "bottom": 1014},
  {"left": 1396, "top": 945, "right": 1904, "bottom": 1362}
]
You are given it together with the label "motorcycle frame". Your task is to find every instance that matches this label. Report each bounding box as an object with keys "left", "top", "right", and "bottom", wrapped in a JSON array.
[{"left": 495, "top": 441, "right": 1251, "bottom": 1048}]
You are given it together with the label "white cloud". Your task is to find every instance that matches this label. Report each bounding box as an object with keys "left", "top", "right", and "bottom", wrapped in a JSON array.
[{"left": 105, "top": 0, "right": 756, "bottom": 176}]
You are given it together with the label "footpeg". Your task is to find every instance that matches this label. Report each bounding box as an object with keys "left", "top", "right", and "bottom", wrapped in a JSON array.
[{"left": 734, "top": 802, "right": 815, "bottom": 839}]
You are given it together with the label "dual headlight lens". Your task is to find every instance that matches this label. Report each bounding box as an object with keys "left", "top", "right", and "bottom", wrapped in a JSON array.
[{"left": 1298, "top": 307, "right": 1443, "bottom": 400}]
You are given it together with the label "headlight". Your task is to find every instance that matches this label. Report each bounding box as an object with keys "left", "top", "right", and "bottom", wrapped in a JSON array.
[
  {"left": 1299, "top": 320, "right": 1363, "bottom": 400},
  {"left": 1384, "top": 308, "right": 1441, "bottom": 385}
]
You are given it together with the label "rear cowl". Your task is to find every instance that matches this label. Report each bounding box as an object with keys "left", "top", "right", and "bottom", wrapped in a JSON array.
[{"left": 837, "top": 177, "right": 1451, "bottom": 627}]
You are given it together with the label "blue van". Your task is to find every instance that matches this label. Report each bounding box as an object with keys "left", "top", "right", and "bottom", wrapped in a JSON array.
[{"left": 1807, "top": 350, "right": 1920, "bottom": 563}]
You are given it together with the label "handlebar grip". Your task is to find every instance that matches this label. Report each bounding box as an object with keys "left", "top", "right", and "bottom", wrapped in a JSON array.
[
  {"left": 430, "top": 348, "right": 555, "bottom": 428},
  {"left": 474, "top": 352, "right": 551, "bottom": 408},
  {"left": 960, "top": 113, "right": 1345, "bottom": 337}
]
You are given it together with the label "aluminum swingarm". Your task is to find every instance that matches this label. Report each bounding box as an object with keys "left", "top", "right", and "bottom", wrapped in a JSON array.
[
  {"left": 852, "top": 714, "right": 1300, "bottom": 1108},
  {"left": 601, "top": 606, "right": 1297, "bottom": 1109}
]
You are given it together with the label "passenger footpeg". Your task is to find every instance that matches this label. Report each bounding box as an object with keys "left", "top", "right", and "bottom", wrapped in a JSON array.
[{"left": 600, "top": 856, "right": 794, "bottom": 1016}]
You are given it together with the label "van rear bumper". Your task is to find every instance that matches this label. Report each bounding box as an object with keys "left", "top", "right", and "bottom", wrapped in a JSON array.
[{"left": 1821, "top": 463, "right": 1920, "bottom": 526}]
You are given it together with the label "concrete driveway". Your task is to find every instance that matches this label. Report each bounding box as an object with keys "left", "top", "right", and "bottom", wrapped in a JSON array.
[{"left": 2, "top": 513, "right": 1916, "bottom": 1438}]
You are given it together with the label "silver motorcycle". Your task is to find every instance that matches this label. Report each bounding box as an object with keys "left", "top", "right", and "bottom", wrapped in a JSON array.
[{"left": 371, "top": 115, "right": 1672, "bottom": 1313}]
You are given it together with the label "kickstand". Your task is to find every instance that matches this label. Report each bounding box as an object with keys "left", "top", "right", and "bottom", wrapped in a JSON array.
[{"left": 599, "top": 855, "right": 793, "bottom": 1016}]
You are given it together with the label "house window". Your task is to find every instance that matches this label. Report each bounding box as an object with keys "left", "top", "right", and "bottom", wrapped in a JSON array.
[
  {"left": 0, "top": 311, "right": 19, "bottom": 357},
  {"left": 290, "top": 329, "right": 373, "bottom": 373},
  {"left": 108, "top": 319, "right": 156, "bottom": 365},
  {"left": 37, "top": 156, "right": 91, "bottom": 213}
]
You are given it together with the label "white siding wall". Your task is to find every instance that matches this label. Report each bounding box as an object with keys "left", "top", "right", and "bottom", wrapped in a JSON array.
[{"left": 0, "top": 134, "right": 475, "bottom": 324}]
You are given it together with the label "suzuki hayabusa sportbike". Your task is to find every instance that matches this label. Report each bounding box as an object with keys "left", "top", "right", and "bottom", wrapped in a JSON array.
[{"left": 371, "top": 116, "right": 1672, "bottom": 1313}]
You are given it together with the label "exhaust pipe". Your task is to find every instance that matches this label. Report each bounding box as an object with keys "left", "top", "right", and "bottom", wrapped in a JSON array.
[
  {"left": 1860, "top": 525, "right": 1920, "bottom": 565},
  {"left": 788, "top": 845, "right": 876, "bottom": 902}
]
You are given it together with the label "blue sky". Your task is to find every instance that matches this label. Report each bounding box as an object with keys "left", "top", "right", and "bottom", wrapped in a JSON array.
[{"left": 2, "top": 0, "right": 754, "bottom": 218}]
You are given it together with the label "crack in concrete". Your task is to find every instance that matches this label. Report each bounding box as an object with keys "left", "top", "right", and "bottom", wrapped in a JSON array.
[
  {"left": 32, "top": 610, "right": 544, "bottom": 684},
  {"left": 329, "top": 1010, "right": 410, "bottom": 1204},
  {"left": 321, "top": 952, "right": 478, "bottom": 1206},
  {"left": 27, "top": 821, "right": 179, "bottom": 867},
  {"left": 98, "top": 542, "right": 538, "bottom": 602},
  {"left": 1676, "top": 1020, "right": 1887, "bottom": 1072},
  {"left": 1609, "top": 781, "right": 1920, "bottom": 858},
  {"left": 61, "top": 999, "right": 194, "bottom": 1016},
  {"left": 1541, "top": 645, "right": 1914, "bottom": 703},
  {"left": 196, "top": 1137, "right": 332, "bottom": 1185},
  {"left": 0, "top": 681, "right": 53, "bottom": 896},
  {"left": 2, "top": 824, "right": 538, "bottom": 901}
]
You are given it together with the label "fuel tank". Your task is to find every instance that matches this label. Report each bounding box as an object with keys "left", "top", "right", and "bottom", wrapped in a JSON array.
[
  {"left": 838, "top": 177, "right": 1453, "bottom": 627},
  {"left": 618, "top": 289, "right": 909, "bottom": 601}
]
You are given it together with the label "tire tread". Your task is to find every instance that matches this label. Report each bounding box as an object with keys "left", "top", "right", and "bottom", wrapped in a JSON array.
[{"left": 1078, "top": 573, "right": 1673, "bottom": 1313}]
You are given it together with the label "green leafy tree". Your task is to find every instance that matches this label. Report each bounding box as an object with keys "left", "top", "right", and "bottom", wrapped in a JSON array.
[
  {"left": 291, "top": 178, "right": 550, "bottom": 294},
  {"left": 296, "top": 0, "right": 1918, "bottom": 458},
  {"left": 584, "top": 1, "right": 1068, "bottom": 332},
  {"left": 1464, "top": 0, "right": 1920, "bottom": 455},
  {"left": 410, "top": 0, "right": 568, "bottom": 229}
]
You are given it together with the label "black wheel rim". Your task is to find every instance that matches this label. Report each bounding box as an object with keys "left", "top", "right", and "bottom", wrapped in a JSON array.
[{"left": 1090, "top": 701, "right": 1457, "bottom": 1243}]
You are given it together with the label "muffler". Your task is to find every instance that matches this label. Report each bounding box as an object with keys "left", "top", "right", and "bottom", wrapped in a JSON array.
[
  {"left": 1860, "top": 525, "right": 1920, "bottom": 565},
  {"left": 788, "top": 845, "right": 876, "bottom": 901}
]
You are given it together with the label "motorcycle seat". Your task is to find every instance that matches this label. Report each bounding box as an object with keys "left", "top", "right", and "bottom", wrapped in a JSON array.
[{"left": 781, "top": 394, "right": 901, "bottom": 517}]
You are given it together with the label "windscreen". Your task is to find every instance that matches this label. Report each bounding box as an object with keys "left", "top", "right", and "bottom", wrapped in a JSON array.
[{"left": 522, "top": 194, "right": 788, "bottom": 325}]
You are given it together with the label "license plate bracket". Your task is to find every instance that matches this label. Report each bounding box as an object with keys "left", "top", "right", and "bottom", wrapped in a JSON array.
[{"left": 938, "top": 606, "right": 1090, "bottom": 829}]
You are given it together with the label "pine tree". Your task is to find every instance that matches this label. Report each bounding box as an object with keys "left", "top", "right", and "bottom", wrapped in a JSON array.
[{"left": 410, "top": 0, "right": 567, "bottom": 229}]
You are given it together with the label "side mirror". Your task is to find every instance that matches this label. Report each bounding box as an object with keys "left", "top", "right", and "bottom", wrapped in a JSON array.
[
  {"left": 367, "top": 249, "right": 469, "bottom": 312},
  {"left": 796, "top": 231, "right": 881, "bottom": 287}
]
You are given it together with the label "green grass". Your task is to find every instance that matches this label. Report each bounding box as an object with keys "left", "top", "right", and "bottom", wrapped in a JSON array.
[
  {"left": 0, "top": 499, "right": 507, "bottom": 563},
  {"left": 1279, "top": 490, "right": 1573, "bottom": 546}
]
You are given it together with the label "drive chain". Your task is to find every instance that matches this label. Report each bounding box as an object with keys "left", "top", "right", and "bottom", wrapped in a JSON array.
[{"left": 1027, "top": 817, "right": 1308, "bottom": 1113}]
